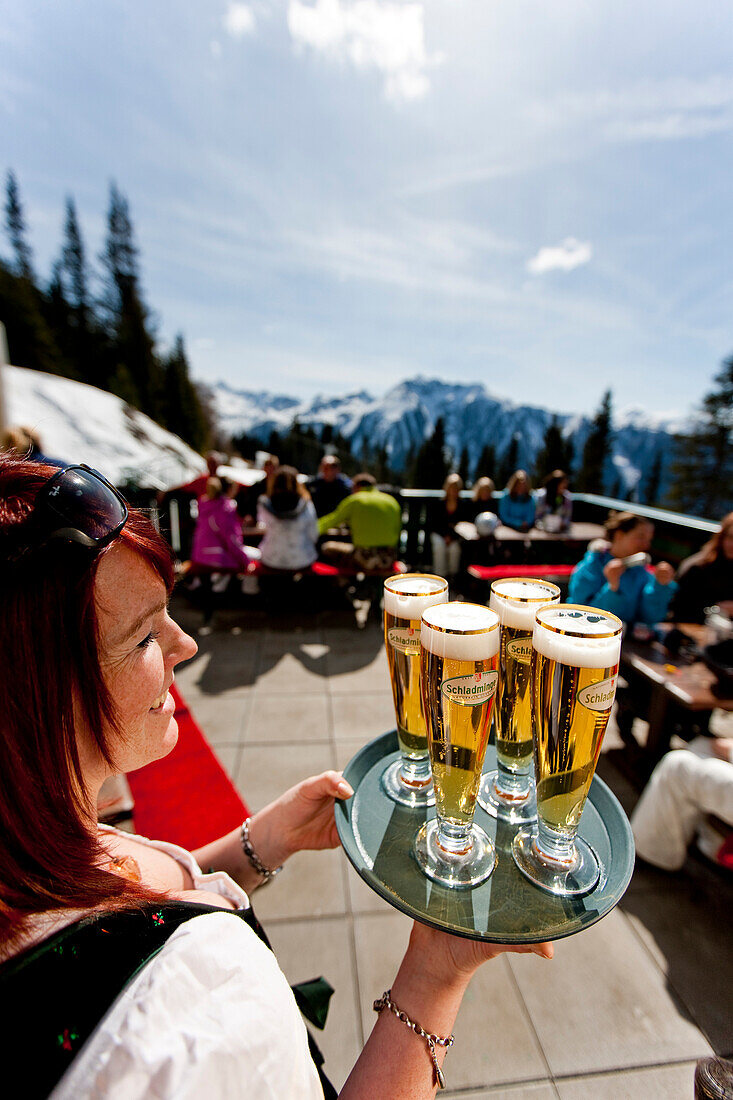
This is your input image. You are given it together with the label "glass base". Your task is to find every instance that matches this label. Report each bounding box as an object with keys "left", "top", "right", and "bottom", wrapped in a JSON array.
[
  {"left": 380, "top": 758, "right": 435, "bottom": 808},
  {"left": 511, "top": 827, "right": 600, "bottom": 896},
  {"left": 413, "top": 819, "right": 496, "bottom": 888},
  {"left": 477, "top": 770, "right": 537, "bottom": 826}
]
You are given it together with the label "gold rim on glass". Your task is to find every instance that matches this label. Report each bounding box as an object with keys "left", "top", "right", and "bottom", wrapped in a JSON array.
[
  {"left": 421, "top": 602, "right": 499, "bottom": 636},
  {"left": 384, "top": 572, "right": 448, "bottom": 597},
  {"left": 534, "top": 603, "right": 623, "bottom": 639},
  {"left": 490, "top": 578, "right": 561, "bottom": 605}
]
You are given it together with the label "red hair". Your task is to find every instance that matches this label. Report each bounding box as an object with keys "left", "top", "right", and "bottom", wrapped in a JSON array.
[{"left": 0, "top": 456, "right": 174, "bottom": 949}]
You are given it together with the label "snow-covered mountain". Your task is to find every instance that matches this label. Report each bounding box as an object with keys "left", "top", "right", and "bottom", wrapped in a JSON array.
[
  {"left": 212, "top": 375, "right": 682, "bottom": 496},
  {"left": 4, "top": 365, "right": 206, "bottom": 490}
]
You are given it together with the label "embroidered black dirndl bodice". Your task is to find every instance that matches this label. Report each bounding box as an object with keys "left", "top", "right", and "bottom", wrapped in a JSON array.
[{"left": 0, "top": 901, "right": 336, "bottom": 1099}]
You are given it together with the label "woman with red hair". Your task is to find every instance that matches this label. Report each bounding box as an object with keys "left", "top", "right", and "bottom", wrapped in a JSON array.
[{"left": 0, "top": 456, "right": 552, "bottom": 1099}]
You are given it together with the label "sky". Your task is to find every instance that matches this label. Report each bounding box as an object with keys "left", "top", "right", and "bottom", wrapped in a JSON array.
[{"left": 2, "top": 0, "right": 732, "bottom": 420}]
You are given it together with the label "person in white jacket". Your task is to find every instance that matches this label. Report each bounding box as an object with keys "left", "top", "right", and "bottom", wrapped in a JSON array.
[{"left": 257, "top": 465, "right": 319, "bottom": 571}]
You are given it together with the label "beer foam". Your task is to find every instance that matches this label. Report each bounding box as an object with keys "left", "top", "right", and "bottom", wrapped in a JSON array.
[
  {"left": 489, "top": 579, "right": 560, "bottom": 630},
  {"left": 421, "top": 602, "right": 499, "bottom": 660},
  {"left": 532, "top": 606, "right": 621, "bottom": 668},
  {"left": 384, "top": 574, "right": 448, "bottom": 620}
]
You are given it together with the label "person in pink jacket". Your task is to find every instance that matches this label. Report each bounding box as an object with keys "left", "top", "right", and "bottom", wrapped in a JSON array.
[{"left": 191, "top": 478, "right": 256, "bottom": 573}]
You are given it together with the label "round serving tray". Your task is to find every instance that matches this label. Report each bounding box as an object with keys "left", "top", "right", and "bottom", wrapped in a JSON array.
[{"left": 336, "top": 731, "right": 635, "bottom": 944}]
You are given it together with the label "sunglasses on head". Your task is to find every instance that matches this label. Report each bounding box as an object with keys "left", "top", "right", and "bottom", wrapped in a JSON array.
[{"left": 34, "top": 464, "right": 129, "bottom": 551}]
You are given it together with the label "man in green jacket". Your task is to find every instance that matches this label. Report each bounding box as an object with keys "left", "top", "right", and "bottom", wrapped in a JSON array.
[{"left": 318, "top": 473, "right": 402, "bottom": 570}]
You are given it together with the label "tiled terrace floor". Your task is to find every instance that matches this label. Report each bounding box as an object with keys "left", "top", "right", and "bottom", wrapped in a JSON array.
[{"left": 170, "top": 591, "right": 732, "bottom": 1099}]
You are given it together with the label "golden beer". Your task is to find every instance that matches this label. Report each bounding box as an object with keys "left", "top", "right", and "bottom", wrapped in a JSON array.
[
  {"left": 512, "top": 604, "right": 623, "bottom": 897},
  {"left": 382, "top": 574, "right": 448, "bottom": 806},
  {"left": 532, "top": 643, "right": 618, "bottom": 834},
  {"left": 490, "top": 580, "right": 560, "bottom": 774},
  {"left": 414, "top": 602, "right": 500, "bottom": 888},
  {"left": 420, "top": 604, "right": 499, "bottom": 828}
]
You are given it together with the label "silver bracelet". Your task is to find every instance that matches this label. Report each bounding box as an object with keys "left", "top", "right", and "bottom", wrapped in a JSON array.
[
  {"left": 240, "top": 818, "right": 282, "bottom": 884},
  {"left": 373, "top": 988, "right": 454, "bottom": 1090}
]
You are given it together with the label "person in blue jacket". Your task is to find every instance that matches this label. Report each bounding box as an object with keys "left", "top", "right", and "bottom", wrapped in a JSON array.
[
  {"left": 498, "top": 469, "right": 536, "bottom": 531},
  {"left": 568, "top": 511, "right": 677, "bottom": 626}
]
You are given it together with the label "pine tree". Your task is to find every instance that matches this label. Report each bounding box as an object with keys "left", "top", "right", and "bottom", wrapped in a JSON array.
[
  {"left": 413, "top": 418, "right": 449, "bottom": 489},
  {"left": 4, "top": 171, "right": 34, "bottom": 280},
  {"left": 99, "top": 183, "right": 164, "bottom": 417},
  {"left": 577, "top": 390, "right": 613, "bottom": 494},
  {"left": 475, "top": 443, "right": 497, "bottom": 482},
  {"left": 162, "top": 334, "right": 209, "bottom": 452},
  {"left": 643, "top": 448, "right": 664, "bottom": 506},
  {"left": 497, "top": 435, "right": 519, "bottom": 489},
  {"left": 667, "top": 358, "right": 733, "bottom": 519},
  {"left": 457, "top": 446, "right": 470, "bottom": 484},
  {"left": 535, "top": 417, "right": 572, "bottom": 482},
  {"left": 0, "top": 258, "right": 65, "bottom": 375}
]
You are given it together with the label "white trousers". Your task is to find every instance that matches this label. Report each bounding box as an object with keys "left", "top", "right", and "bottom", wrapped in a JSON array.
[
  {"left": 631, "top": 738, "right": 733, "bottom": 870},
  {"left": 430, "top": 533, "right": 461, "bottom": 578}
]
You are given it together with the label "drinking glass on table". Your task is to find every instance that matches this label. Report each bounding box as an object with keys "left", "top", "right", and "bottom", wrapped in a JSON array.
[
  {"left": 512, "top": 604, "right": 623, "bottom": 896},
  {"left": 414, "top": 602, "right": 500, "bottom": 888},
  {"left": 382, "top": 573, "right": 449, "bottom": 807},
  {"left": 478, "top": 578, "right": 560, "bottom": 825}
]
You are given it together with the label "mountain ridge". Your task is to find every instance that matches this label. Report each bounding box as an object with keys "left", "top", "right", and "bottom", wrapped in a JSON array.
[{"left": 211, "top": 375, "right": 681, "bottom": 496}]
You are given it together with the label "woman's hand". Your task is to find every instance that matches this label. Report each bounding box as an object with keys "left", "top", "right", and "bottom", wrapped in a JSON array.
[
  {"left": 654, "top": 561, "right": 675, "bottom": 585},
  {"left": 603, "top": 558, "right": 624, "bottom": 591},
  {"left": 247, "top": 771, "right": 353, "bottom": 869},
  {"left": 405, "top": 920, "right": 553, "bottom": 992}
]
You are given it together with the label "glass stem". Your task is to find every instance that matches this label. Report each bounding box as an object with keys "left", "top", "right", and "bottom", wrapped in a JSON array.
[
  {"left": 400, "top": 753, "right": 431, "bottom": 788},
  {"left": 495, "top": 759, "right": 531, "bottom": 798},
  {"left": 436, "top": 816, "right": 472, "bottom": 855},
  {"left": 535, "top": 819, "right": 578, "bottom": 867}
]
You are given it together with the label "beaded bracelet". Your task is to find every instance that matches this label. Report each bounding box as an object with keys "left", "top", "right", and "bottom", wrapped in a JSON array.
[
  {"left": 373, "top": 988, "right": 454, "bottom": 1090},
  {"left": 240, "top": 818, "right": 282, "bottom": 883}
]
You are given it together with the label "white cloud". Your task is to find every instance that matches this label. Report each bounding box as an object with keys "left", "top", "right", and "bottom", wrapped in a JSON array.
[
  {"left": 526, "top": 238, "right": 592, "bottom": 275},
  {"left": 530, "top": 75, "right": 733, "bottom": 145},
  {"left": 223, "top": 2, "right": 256, "bottom": 37},
  {"left": 287, "top": 0, "right": 437, "bottom": 102}
]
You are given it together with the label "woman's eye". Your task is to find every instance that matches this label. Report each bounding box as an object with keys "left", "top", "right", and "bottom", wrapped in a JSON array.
[{"left": 137, "top": 630, "right": 161, "bottom": 650}]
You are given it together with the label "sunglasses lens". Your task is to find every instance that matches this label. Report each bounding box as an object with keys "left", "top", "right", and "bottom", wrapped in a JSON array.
[{"left": 45, "top": 467, "right": 127, "bottom": 543}]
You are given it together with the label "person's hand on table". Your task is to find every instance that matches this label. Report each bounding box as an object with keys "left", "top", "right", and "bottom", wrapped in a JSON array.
[
  {"left": 248, "top": 771, "right": 353, "bottom": 868},
  {"left": 654, "top": 561, "right": 675, "bottom": 585},
  {"left": 603, "top": 558, "right": 625, "bottom": 591}
]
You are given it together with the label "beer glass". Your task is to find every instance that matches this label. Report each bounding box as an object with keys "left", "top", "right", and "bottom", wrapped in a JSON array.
[
  {"left": 478, "top": 578, "right": 561, "bottom": 825},
  {"left": 414, "top": 602, "right": 500, "bottom": 888},
  {"left": 382, "top": 574, "right": 449, "bottom": 806},
  {"left": 512, "top": 604, "right": 623, "bottom": 896}
]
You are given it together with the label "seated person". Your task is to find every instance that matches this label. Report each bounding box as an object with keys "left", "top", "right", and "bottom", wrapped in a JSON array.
[
  {"left": 318, "top": 473, "right": 402, "bottom": 571},
  {"left": 308, "top": 455, "right": 352, "bottom": 518},
  {"left": 235, "top": 453, "right": 279, "bottom": 525},
  {"left": 0, "top": 455, "right": 553, "bottom": 1097},
  {"left": 498, "top": 470, "right": 536, "bottom": 531},
  {"left": 191, "top": 477, "right": 258, "bottom": 574},
  {"left": 669, "top": 512, "right": 733, "bottom": 624},
  {"left": 257, "top": 466, "right": 319, "bottom": 571},
  {"left": 469, "top": 477, "right": 496, "bottom": 521},
  {"left": 534, "top": 469, "right": 572, "bottom": 532},
  {"left": 631, "top": 737, "right": 733, "bottom": 871},
  {"left": 425, "top": 474, "right": 468, "bottom": 582},
  {"left": 568, "top": 511, "right": 676, "bottom": 626}
]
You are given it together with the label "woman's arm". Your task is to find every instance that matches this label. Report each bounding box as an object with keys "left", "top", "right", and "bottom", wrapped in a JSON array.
[
  {"left": 340, "top": 922, "right": 552, "bottom": 1098},
  {"left": 639, "top": 573, "right": 677, "bottom": 626},
  {"left": 191, "top": 771, "right": 352, "bottom": 893}
]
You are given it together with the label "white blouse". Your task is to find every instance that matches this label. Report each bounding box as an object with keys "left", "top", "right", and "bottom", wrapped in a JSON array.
[{"left": 49, "top": 829, "right": 324, "bottom": 1100}]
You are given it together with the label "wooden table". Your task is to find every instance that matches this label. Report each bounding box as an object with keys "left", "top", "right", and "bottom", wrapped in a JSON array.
[
  {"left": 493, "top": 521, "right": 605, "bottom": 545},
  {"left": 619, "top": 624, "right": 733, "bottom": 764}
]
